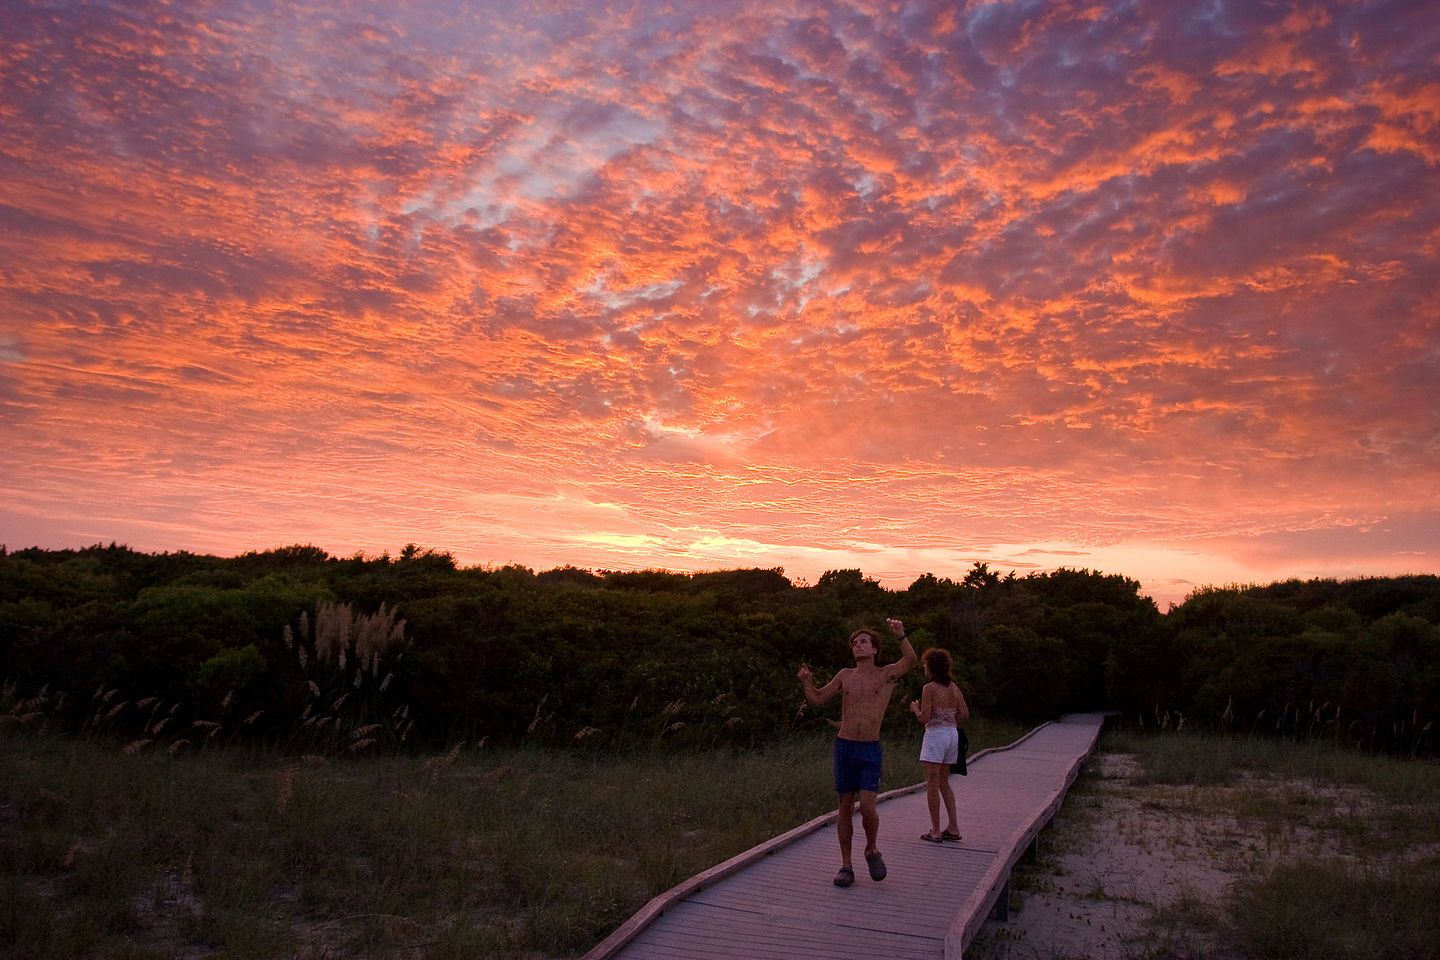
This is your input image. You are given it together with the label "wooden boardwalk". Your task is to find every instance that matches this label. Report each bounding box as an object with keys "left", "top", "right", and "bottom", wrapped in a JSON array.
[{"left": 582, "top": 713, "right": 1110, "bottom": 960}]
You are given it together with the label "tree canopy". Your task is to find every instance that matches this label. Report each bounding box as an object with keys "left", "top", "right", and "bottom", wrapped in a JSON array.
[{"left": 2, "top": 544, "right": 1436, "bottom": 755}]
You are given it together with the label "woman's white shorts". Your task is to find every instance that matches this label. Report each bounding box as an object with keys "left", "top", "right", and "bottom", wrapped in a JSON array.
[{"left": 919, "top": 725, "right": 959, "bottom": 765}]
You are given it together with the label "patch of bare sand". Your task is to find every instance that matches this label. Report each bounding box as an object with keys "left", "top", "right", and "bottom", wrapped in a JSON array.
[{"left": 968, "top": 752, "right": 1388, "bottom": 960}]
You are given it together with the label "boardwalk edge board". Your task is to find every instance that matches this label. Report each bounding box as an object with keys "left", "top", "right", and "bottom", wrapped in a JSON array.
[{"left": 944, "top": 715, "right": 1107, "bottom": 959}]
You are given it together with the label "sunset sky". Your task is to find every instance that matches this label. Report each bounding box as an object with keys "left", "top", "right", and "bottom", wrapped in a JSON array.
[{"left": 3, "top": 0, "right": 1437, "bottom": 608}]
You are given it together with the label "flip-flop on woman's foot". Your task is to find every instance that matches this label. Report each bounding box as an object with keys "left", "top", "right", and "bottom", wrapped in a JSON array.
[
  {"left": 920, "top": 832, "right": 944, "bottom": 843},
  {"left": 941, "top": 830, "right": 962, "bottom": 841},
  {"left": 865, "top": 850, "right": 887, "bottom": 881},
  {"left": 833, "top": 867, "right": 855, "bottom": 887}
]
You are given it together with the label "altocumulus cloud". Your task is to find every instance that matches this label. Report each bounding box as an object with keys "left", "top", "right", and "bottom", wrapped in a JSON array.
[{"left": 1, "top": 0, "right": 1437, "bottom": 606}]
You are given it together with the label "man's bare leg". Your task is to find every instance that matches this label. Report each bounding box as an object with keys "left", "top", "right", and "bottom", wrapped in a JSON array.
[
  {"left": 836, "top": 792, "right": 856, "bottom": 868},
  {"left": 833, "top": 792, "right": 858, "bottom": 885},
  {"left": 858, "top": 789, "right": 879, "bottom": 854},
  {"left": 858, "top": 789, "right": 886, "bottom": 880}
]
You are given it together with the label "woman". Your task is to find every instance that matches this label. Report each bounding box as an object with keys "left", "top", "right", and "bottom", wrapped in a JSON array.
[{"left": 908, "top": 647, "right": 970, "bottom": 842}]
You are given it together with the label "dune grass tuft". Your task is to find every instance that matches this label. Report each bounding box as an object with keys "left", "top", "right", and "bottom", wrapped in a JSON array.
[{"left": 1228, "top": 855, "right": 1440, "bottom": 960}]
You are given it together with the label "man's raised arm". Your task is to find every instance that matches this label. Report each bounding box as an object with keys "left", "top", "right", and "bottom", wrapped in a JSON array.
[
  {"left": 885, "top": 617, "right": 918, "bottom": 676},
  {"left": 797, "top": 663, "right": 841, "bottom": 706}
]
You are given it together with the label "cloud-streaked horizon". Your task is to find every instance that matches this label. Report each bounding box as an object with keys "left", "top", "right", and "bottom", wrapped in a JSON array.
[{"left": 3, "top": 0, "right": 1437, "bottom": 607}]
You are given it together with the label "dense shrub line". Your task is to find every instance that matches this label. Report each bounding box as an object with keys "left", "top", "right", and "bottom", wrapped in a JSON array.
[{"left": 1, "top": 543, "right": 1436, "bottom": 754}]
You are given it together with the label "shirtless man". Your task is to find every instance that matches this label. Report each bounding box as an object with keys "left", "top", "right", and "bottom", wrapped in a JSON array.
[{"left": 797, "top": 618, "right": 918, "bottom": 887}]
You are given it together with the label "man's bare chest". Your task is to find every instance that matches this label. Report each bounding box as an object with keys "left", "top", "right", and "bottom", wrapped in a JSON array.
[{"left": 843, "top": 672, "right": 894, "bottom": 704}]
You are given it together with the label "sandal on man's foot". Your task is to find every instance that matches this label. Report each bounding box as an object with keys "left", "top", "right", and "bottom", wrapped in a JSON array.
[
  {"left": 941, "top": 830, "right": 962, "bottom": 842},
  {"left": 865, "top": 851, "right": 887, "bottom": 881},
  {"left": 833, "top": 867, "right": 855, "bottom": 887},
  {"left": 920, "top": 832, "right": 944, "bottom": 843}
]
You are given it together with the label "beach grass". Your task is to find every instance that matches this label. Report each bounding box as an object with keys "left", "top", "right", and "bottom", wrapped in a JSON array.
[{"left": 1, "top": 718, "right": 1024, "bottom": 959}]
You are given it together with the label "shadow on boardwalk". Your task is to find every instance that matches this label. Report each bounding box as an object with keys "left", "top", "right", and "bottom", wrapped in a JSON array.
[{"left": 583, "top": 713, "right": 1111, "bottom": 960}]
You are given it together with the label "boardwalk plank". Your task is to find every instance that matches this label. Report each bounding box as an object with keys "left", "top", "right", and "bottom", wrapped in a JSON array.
[
  {"left": 628, "top": 901, "right": 944, "bottom": 960},
  {"left": 585, "top": 713, "right": 1109, "bottom": 960}
]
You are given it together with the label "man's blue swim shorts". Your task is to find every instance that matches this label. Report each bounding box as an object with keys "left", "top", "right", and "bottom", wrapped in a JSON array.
[{"left": 833, "top": 737, "right": 883, "bottom": 794}]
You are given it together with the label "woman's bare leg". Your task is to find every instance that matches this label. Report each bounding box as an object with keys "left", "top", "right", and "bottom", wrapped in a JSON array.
[
  {"left": 939, "top": 771, "right": 959, "bottom": 835},
  {"left": 921, "top": 762, "right": 945, "bottom": 837}
]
